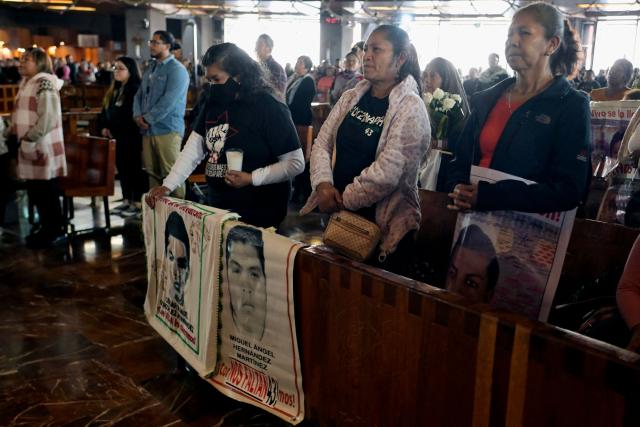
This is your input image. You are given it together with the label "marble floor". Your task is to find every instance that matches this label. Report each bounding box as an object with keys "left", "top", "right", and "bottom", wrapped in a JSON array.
[{"left": 0, "top": 191, "right": 299, "bottom": 426}]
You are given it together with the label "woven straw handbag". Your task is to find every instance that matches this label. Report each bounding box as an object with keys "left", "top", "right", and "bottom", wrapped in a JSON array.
[{"left": 323, "top": 211, "right": 381, "bottom": 261}]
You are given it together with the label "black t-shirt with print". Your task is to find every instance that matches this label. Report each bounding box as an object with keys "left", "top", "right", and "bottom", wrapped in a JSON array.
[
  {"left": 193, "top": 92, "right": 300, "bottom": 228},
  {"left": 333, "top": 89, "right": 389, "bottom": 220}
]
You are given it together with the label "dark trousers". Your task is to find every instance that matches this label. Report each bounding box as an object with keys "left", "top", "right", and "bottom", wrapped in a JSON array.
[
  {"left": 115, "top": 136, "right": 147, "bottom": 203},
  {"left": 26, "top": 178, "right": 63, "bottom": 234},
  {"left": 370, "top": 231, "right": 417, "bottom": 277},
  {"left": 293, "top": 163, "right": 311, "bottom": 203},
  {"left": 0, "top": 153, "right": 14, "bottom": 225}
]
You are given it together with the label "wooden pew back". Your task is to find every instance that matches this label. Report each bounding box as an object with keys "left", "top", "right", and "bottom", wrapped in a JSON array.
[
  {"left": 60, "top": 135, "right": 116, "bottom": 197},
  {"left": 556, "top": 220, "right": 640, "bottom": 304},
  {"left": 0, "top": 84, "right": 19, "bottom": 114},
  {"left": 295, "top": 247, "right": 640, "bottom": 426}
]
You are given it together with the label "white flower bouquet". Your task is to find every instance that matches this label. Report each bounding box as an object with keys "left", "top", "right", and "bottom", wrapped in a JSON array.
[{"left": 422, "top": 89, "right": 465, "bottom": 142}]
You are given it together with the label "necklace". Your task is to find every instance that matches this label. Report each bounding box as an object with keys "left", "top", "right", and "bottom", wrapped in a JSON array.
[{"left": 507, "top": 78, "right": 555, "bottom": 114}]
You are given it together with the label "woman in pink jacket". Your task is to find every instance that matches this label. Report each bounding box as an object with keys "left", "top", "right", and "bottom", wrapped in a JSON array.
[
  {"left": 11, "top": 48, "right": 66, "bottom": 248},
  {"left": 301, "top": 25, "right": 430, "bottom": 269}
]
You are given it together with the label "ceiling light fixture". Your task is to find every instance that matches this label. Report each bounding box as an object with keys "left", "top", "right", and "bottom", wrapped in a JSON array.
[
  {"left": 47, "top": 5, "right": 96, "bottom": 11},
  {"left": 2, "top": 0, "right": 74, "bottom": 4},
  {"left": 577, "top": 2, "right": 638, "bottom": 8}
]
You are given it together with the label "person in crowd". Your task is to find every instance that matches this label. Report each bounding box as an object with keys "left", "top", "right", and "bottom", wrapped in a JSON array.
[
  {"left": 330, "top": 51, "right": 362, "bottom": 104},
  {"left": 285, "top": 62, "right": 294, "bottom": 78},
  {"left": 463, "top": 67, "right": 481, "bottom": 99},
  {"left": 624, "top": 89, "right": 640, "bottom": 100},
  {"left": 617, "top": 99, "right": 640, "bottom": 166},
  {"left": 446, "top": 224, "right": 500, "bottom": 304},
  {"left": 596, "top": 69, "right": 608, "bottom": 88},
  {"left": 591, "top": 59, "right": 633, "bottom": 101},
  {"left": 11, "top": 48, "right": 66, "bottom": 248},
  {"left": 422, "top": 57, "right": 470, "bottom": 111},
  {"left": 300, "top": 25, "right": 430, "bottom": 268},
  {"left": 315, "top": 60, "right": 329, "bottom": 77},
  {"left": 54, "top": 57, "right": 71, "bottom": 84},
  {"left": 134, "top": 30, "right": 189, "bottom": 199},
  {"left": 447, "top": 2, "right": 590, "bottom": 214},
  {"left": 145, "top": 43, "right": 304, "bottom": 229},
  {"left": 420, "top": 57, "right": 470, "bottom": 191},
  {"left": 2, "top": 59, "right": 21, "bottom": 84},
  {"left": 99, "top": 56, "right": 147, "bottom": 217},
  {"left": 287, "top": 56, "right": 317, "bottom": 203},
  {"left": 316, "top": 65, "right": 336, "bottom": 102},
  {"left": 339, "top": 42, "right": 368, "bottom": 96},
  {"left": 65, "top": 55, "right": 77, "bottom": 85},
  {"left": 255, "top": 34, "right": 287, "bottom": 97},
  {"left": 617, "top": 234, "right": 640, "bottom": 352},
  {"left": 477, "top": 53, "right": 509, "bottom": 91},
  {"left": 577, "top": 69, "right": 600, "bottom": 93},
  {"left": 632, "top": 67, "right": 640, "bottom": 89},
  {"left": 225, "top": 224, "right": 267, "bottom": 341},
  {"left": 286, "top": 56, "right": 316, "bottom": 127},
  {"left": 352, "top": 41, "right": 365, "bottom": 67},
  {"left": 95, "top": 62, "right": 113, "bottom": 86},
  {"left": 76, "top": 60, "right": 88, "bottom": 84},
  {"left": 0, "top": 117, "right": 12, "bottom": 226},
  {"left": 172, "top": 42, "right": 183, "bottom": 61},
  {"left": 579, "top": 233, "right": 640, "bottom": 351},
  {"left": 77, "top": 59, "right": 96, "bottom": 84}
]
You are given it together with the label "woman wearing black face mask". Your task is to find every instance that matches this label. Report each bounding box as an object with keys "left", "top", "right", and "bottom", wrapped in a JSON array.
[{"left": 146, "top": 43, "right": 304, "bottom": 229}]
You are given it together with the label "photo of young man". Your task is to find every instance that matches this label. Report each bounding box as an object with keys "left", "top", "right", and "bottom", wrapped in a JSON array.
[
  {"left": 163, "top": 211, "right": 190, "bottom": 306},
  {"left": 225, "top": 225, "right": 267, "bottom": 341},
  {"left": 446, "top": 224, "right": 500, "bottom": 304}
]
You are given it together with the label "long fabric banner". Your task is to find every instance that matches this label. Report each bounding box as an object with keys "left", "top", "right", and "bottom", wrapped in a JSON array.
[
  {"left": 143, "top": 197, "right": 238, "bottom": 376},
  {"left": 208, "top": 221, "right": 305, "bottom": 425},
  {"left": 143, "top": 202, "right": 305, "bottom": 424},
  {"left": 590, "top": 100, "right": 640, "bottom": 177},
  {"left": 447, "top": 167, "right": 575, "bottom": 321},
  {"left": 590, "top": 101, "right": 640, "bottom": 226}
]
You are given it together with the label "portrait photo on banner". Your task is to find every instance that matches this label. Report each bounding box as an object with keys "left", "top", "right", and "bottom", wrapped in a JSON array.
[
  {"left": 446, "top": 167, "right": 575, "bottom": 321},
  {"left": 143, "top": 197, "right": 236, "bottom": 374},
  {"left": 210, "top": 221, "right": 304, "bottom": 424}
]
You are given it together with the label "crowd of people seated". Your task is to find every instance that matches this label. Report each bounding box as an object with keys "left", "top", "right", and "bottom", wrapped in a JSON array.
[{"left": 3, "top": 2, "right": 640, "bottom": 352}]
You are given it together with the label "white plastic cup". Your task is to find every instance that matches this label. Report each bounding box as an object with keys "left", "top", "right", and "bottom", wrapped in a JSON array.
[{"left": 226, "top": 148, "right": 244, "bottom": 171}]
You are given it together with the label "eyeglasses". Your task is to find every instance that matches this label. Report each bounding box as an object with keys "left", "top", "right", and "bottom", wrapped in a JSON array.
[
  {"left": 112, "top": 66, "right": 127, "bottom": 71},
  {"left": 148, "top": 40, "right": 167, "bottom": 46}
]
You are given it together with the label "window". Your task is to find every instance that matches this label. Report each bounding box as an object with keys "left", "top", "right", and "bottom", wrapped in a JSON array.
[
  {"left": 592, "top": 19, "right": 639, "bottom": 72},
  {"left": 224, "top": 15, "right": 320, "bottom": 69},
  {"left": 403, "top": 18, "right": 511, "bottom": 75}
]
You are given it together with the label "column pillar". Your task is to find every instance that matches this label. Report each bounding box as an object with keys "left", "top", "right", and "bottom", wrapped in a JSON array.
[{"left": 124, "top": 7, "right": 166, "bottom": 60}]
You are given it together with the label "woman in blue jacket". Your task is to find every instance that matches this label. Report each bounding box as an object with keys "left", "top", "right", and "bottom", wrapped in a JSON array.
[{"left": 447, "top": 2, "right": 590, "bottom": 213}]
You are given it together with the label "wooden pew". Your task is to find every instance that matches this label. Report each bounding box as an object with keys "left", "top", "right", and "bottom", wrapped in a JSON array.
[
  {"left": 0, "top": 84, "right": 19, "bottom": 114},
  {"left": 60, "top": 135, "right": 116, "bottom": 233},
  {"left": 59, "top": 85, "right": 109, "bottom": 111},
  {"left": 82, "top": 85, "right": 109, "bottom": 109},
  {"left": 295, "top": 246, "right": 640, "bottom": 426},
  {"left": 62, "top": 109, "right": 102, "bottom": 138}
]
